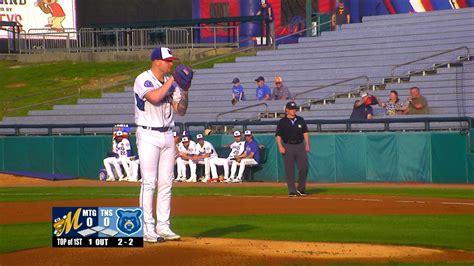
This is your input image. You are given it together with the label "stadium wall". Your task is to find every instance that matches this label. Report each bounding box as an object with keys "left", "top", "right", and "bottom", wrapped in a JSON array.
[
  {"left": 76, "top": 0, "right": 193, "bottom": 28},
  {"left": 0, "top": 132, "right": 471, "bottom": 183}
]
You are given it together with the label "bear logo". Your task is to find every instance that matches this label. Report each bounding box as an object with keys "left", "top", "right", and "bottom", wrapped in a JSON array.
[{"left": 116, "top": 209, "right": 142, "bottom": 236}]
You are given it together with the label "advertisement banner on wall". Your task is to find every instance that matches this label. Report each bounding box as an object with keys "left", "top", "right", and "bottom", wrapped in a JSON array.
[{"left": 0, "top": 0, "right": 76, "bottom": 38}]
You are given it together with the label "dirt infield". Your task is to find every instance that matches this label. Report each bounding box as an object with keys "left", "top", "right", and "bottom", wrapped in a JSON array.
[
  {"left": 2, "top": 173, "right": 474, "bottom": 189},
  {"left": 1, "top": 173, "right": 474, "bottom": 265},
  {"left": 2, "top": 195, "right": 474, "bottom": 225},
  {"left": 1, "top": 238, "right": 473, "bottom": 266}
]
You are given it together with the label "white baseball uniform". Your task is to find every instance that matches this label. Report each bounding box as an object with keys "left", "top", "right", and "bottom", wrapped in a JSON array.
[
  {"left": 103, "top": 138, "right": 131, "bottom": 180},
  {"left": 228, "top": 140, "right": 245, "bottom": 160},
  {"left": 229, "top": 140, "right": 258, "bottom": 181},
  {"left": 134, "top": 70, "right": 182, "bottom": 237},
  {"left": 128, "top": 157, "right": 140, "bottom": 181},
  {"left": 194, "top": 140, "right": 217, "bottom": 181},
  {"left": 176, "top": 140, "right": 197, "bottom": 181}
]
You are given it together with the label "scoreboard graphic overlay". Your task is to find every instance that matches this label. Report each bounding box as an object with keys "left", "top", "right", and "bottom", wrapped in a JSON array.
[{"left": 52, "top": 207, "right": 143, "bottom": 247}]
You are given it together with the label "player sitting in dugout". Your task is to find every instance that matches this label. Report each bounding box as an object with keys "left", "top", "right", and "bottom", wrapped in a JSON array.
[
  {"left": 228, "top": 130, "right": 260, "bottom": 183},
  {"left": 195, "top": 133, "right": 230, "bottom": 183},
  {"left": 103, "top": 131, "right": 139, "bottom": 182},
  {"left": 224, "top": 130, "right": 246, "bottom": 183},
  {"left": 176, "top": 134, "right": 198, "bottom": 183}
]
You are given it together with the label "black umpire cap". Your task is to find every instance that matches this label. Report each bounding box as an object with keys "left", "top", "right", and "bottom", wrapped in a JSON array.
[{"left": 286, "top": 101, "right": 298, "bottom": 110}]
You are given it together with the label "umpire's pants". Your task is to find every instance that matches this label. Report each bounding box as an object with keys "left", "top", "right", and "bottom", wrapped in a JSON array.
[{"left": 282, "top": 143, "right": 308, "bottom": 194}]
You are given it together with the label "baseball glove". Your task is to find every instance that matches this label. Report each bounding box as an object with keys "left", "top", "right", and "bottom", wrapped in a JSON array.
[
  {"left": 173, "top": 64, "right": 194, "bottom": 91},
  {"left": 231, "top": 98, "right": 237, "bottom": 105}
]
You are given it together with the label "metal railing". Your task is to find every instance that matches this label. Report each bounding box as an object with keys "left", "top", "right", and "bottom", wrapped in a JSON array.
[
  {"left": 18, "top": 25, "right": 240, "bottom": 53},
  {"left": 273, "top": 20, "right": 331, "bottom": 50},
  {"left": 390, "top": 46, "right": 470, "bottom": 78},
  {"left": 1, "top": 117, "right": 471, "bottom": 136},
  {"left": 191, "top": 45, "right": 257, "bottom": 68},
  {"left": 216, "top": 103, "right": 269, "bottom": 121},
  {"left": 293, "top": 75, "right": 370, "bottom": 105}
]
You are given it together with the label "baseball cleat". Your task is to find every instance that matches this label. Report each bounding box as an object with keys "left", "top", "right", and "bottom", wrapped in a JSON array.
[
  {"left": 157, "top": 228, "right": 181, "bottom": 241},
  {"left": 144, "top": 231, "right": 165, "bottom": 243},
  {"left": 186, "top": 177, "right": 197, "bottom": 183},
  {"left": 296, "top": 190, "right": 307, "bottom": 196}
]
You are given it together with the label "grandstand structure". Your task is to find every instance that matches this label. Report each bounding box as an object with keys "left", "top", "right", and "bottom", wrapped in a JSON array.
[{"left": 1, "top": 7, "right": 473, "bottom": 134}]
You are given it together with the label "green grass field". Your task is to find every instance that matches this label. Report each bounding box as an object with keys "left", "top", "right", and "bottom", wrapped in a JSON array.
[
  {"left": 1, "top": 185, "right": 473, "bottom": 265},
  {"left": 0, "top": 186, "right": 473, "bottom": 202},
  {"left": 1, "top": 214, "right": 473, "bottom": 254}
]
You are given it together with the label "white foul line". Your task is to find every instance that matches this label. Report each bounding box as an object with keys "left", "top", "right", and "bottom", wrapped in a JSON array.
[{"left": 441, "top": 202, "right": 474, "bottom": 206}]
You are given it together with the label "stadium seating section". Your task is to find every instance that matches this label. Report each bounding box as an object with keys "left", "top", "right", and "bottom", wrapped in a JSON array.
[{"left": 1, "top": 8, "right": 473, "bottom": 132}]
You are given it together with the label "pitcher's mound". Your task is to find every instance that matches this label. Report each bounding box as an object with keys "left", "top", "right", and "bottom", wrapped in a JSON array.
[{"left": 2, "top": 238, "right": 473, "bottom": 265}]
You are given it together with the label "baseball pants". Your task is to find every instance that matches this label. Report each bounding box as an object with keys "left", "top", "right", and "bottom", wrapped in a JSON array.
[
  {"left": 137, "top": 128, "right": 174, "bottom": 235},
  {"left": 103, "top": 157, "right": 124, "bottom": 179},
  {"left": 282, "top": 143, "right": 308, "bottom": 194},
  {"left": 129, "top": 159, "right": 140, "bottom": 180},
  {"left": 176, "top": 157, "right": 197, "bottom": 180},
  {"left": 195, "top": 158, "right": 211, "bottom": 179},
  {"left": 229, "top": 159, "right": 258, "bottom": 180},
  {"left": 210, "top": 158, "right": 229, "bottom": 179},
  {"left": 119, "top": 156, "right": 133, "bottom": 178}
]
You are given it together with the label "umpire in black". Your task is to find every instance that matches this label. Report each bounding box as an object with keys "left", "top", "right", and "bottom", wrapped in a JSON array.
[{"left": 276, "top": 101, "right": 310, "bottom": 197}]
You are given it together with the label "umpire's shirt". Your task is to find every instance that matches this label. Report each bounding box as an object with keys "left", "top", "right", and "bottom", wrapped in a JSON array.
[
  {"left": 275, "top": 102, "right": 309, "bottom": 194},
  {"left": 275, "top": 113, "right": 308, "bottom": 145}
]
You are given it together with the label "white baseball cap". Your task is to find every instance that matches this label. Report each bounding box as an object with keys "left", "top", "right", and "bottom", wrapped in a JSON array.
[
  {"left": 181, "top": 136, "right": 189, "bottom": 142},
  {"left": 233, "top": 131, "right": 241, "bottom": 137},
  {"left": 244, "top": 130, "right": 252, "bottom": 136},
  {"left": 116, "top": 131, "right": 123, "bottom": 137},
  {"left": 360, "top": 91, "right": 368, "bottom": 97},
  {"left": 196, "top": 134, "right": 204, "bottom": 139}
]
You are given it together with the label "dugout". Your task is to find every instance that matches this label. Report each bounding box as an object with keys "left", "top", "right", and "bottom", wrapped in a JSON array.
[{"left": 1, "top": 130, "right": 472, "bottom": 183}]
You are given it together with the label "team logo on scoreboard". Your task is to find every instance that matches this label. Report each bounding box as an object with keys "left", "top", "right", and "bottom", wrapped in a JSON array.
[
  {"left": 53, "top": 208, "right": 83, "bottom": 237},
  {"left": 116, "top": 209, "right": 142, "bottom": 236}
]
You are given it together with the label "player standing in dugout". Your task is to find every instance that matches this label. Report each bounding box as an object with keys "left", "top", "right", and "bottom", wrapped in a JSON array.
[
  {"left": 275, "top": 101, "right": 310, "bottom": 197},
  {"left": 133, "top": 47, "right": 193, "bottom": 243}
]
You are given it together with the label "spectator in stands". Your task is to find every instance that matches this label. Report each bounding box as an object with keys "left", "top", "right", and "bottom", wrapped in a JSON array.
[
  {"left": 228, "top": 130, "right": 260, "bottom": 183},
  {"left": 272, "top": 76, "right": 291, "bottom": 100},
  {"left": 256, "top": 0, "right": 274, "bottom": 46},
  {"left": 403, "top": 87, "right": 429, "bottom": 115},
  {"left": 231, "top": 78, "right": 245, "bottom": 103},
  {"left": 255, "top": 76, "right": 272, "bottom": 101},
  {"left": 376, "top": 90, "right": 407, "bottom": 116},
  {"left": 332, "top": 0, "right": 350, "bottom": 31},
  {"left": 350, "top": 91, "right": 377, "bottom": 120}
]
